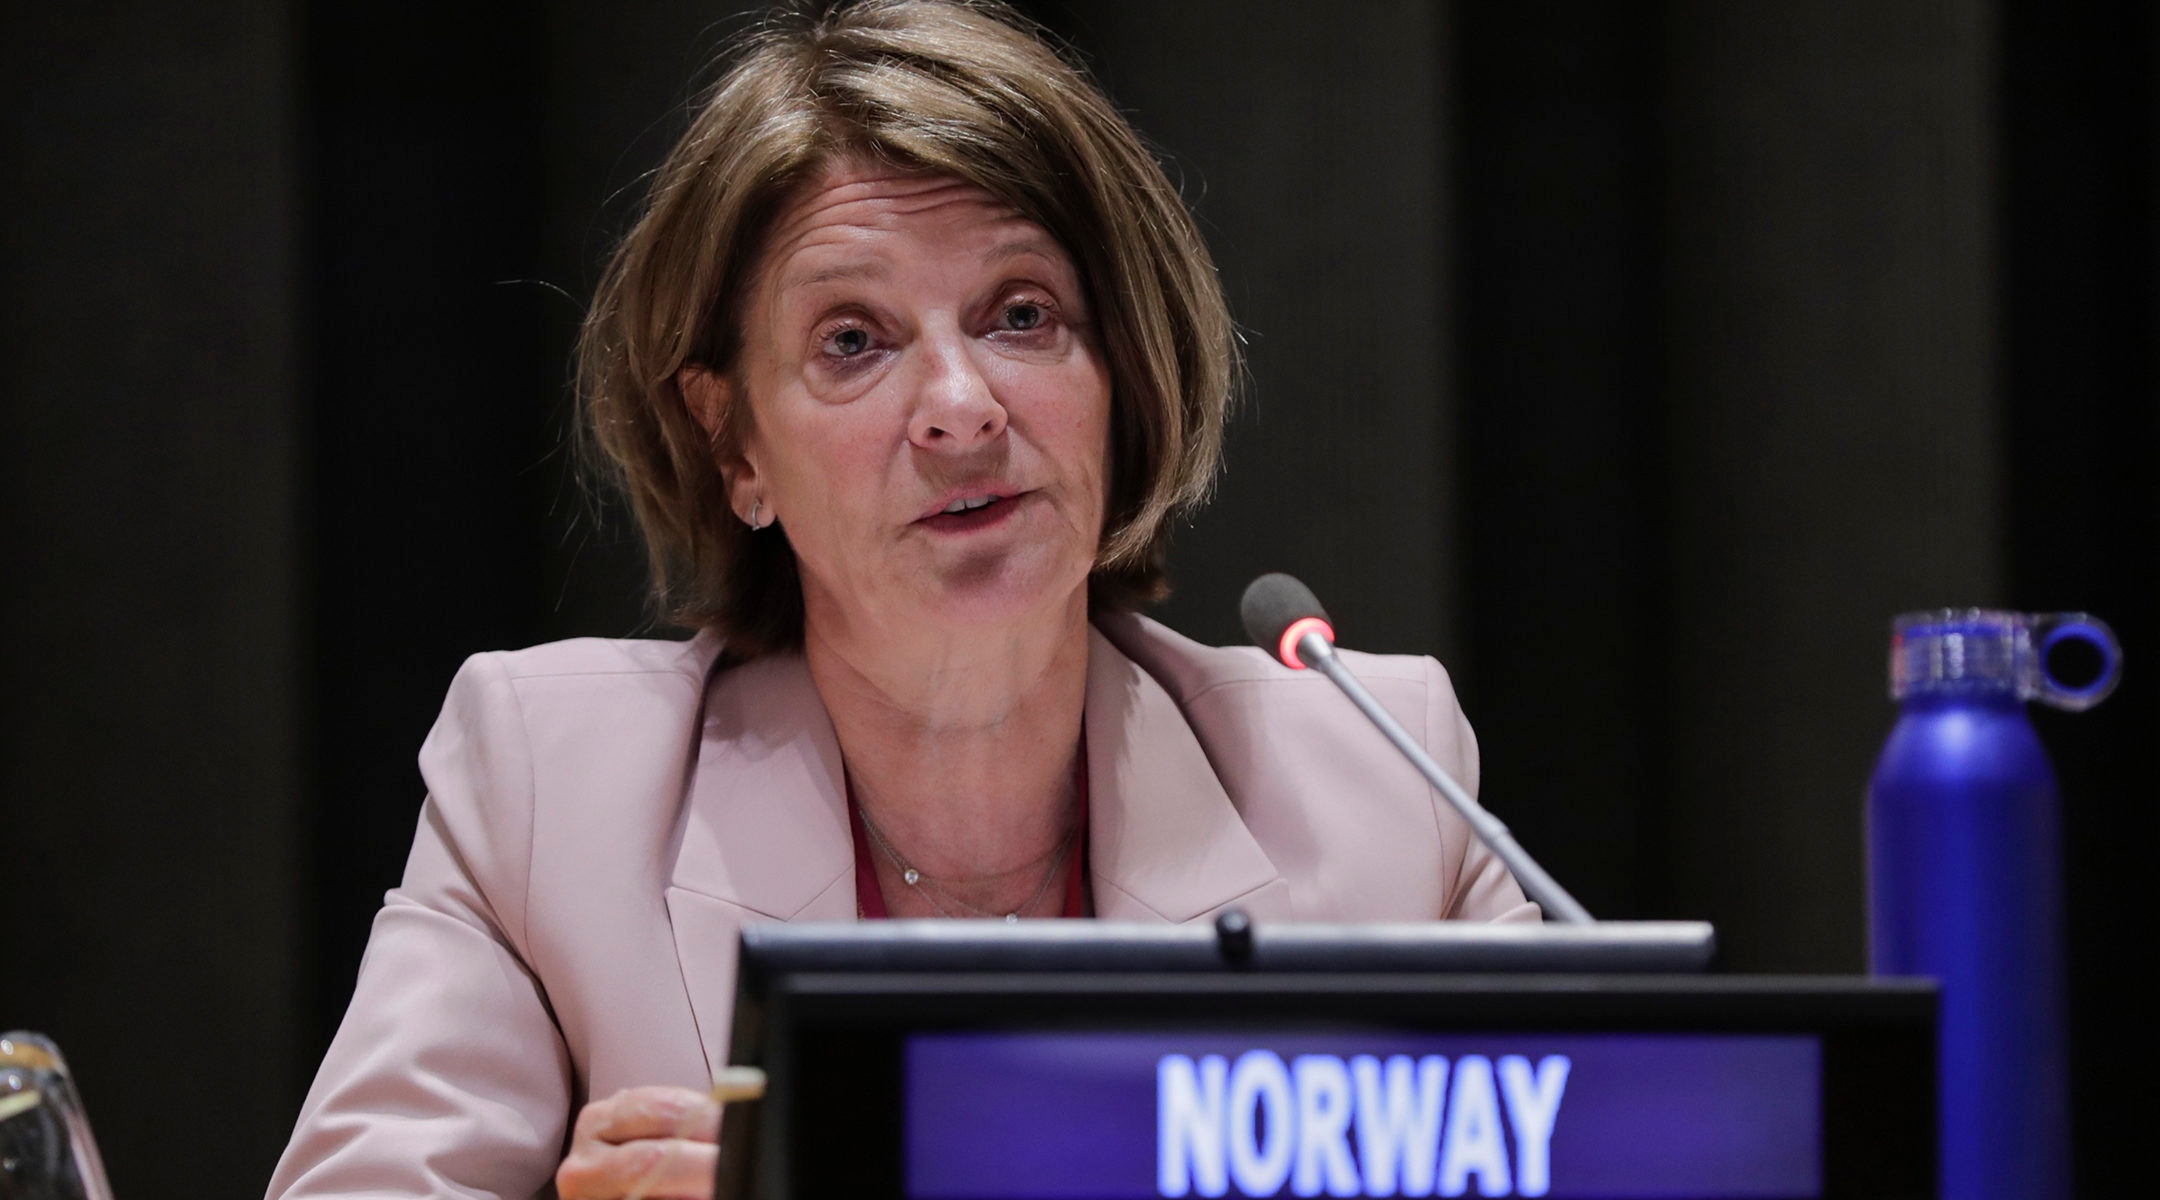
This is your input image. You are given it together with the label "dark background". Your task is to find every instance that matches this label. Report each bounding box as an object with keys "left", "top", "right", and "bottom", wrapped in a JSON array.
[{"left": 3, "top": 0, "right": 2155, "bottom": 1195}]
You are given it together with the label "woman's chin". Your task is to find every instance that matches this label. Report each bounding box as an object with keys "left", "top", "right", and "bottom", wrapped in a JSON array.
[{"left": 915, "top": 558, "right": 1090, "bottom": 630}]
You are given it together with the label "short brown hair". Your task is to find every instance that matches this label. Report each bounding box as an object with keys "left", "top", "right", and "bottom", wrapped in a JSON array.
[{"left": 578, "top": 0, "right": 1236, "bottom": 655}]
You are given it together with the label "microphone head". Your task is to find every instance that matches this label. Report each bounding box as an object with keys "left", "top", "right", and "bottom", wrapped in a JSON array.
[{"left": 1240, "top": 573, "right": 1336, "bottom": 669}]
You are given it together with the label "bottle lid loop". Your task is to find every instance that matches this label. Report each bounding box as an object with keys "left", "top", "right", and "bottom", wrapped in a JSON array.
[{"left": 1889, "top": 610, "right": 2121, "bottom": 711}]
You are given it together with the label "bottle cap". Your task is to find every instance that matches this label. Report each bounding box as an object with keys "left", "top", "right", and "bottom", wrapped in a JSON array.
[{"left": 1890, "top": 609, "right": 2120, "bottom": 711}]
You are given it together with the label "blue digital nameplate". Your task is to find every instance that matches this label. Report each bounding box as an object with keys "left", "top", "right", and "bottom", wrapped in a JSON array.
[{"left": 906, "top": 1031, "right": 1822, "bottom": 1199}]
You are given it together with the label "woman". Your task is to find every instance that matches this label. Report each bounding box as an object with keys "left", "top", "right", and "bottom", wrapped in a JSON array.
[{"left": 268, "top": 3, "right": 1534, "bottom": 1198}]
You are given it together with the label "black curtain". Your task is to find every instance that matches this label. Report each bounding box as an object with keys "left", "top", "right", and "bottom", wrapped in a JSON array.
[
  {"left": 303, "top": 0, "right": 555, "bottom": 1053},
  {"left": 4, "top": 1, "right": 2156, "bottom": 1194},
  {"left": 1450, "top": 0, "right": 1669, "bottom": 923},
  {"left": 2002, "top": 5, "right": 2159, "bottom": 1190}
]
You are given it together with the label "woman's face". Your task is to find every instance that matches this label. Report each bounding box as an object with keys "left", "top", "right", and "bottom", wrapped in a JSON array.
[{"left": 714, "top": 160, "right": 1112, "bottom": 642}]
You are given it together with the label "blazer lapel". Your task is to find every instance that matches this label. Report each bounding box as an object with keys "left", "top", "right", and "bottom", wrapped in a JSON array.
[
  {"left": 670, "top": 650, "right": 855, "bottom": 918},
  {"left": 1085, "top": 625, "right": 1293, "bottom": 923},
  {"left": 665, "top": 628, "right": 1294, "bottom": 1074},
  {"left": 666, "top": 651, "right": 856, "bottom": 1075},
  {"left": 670, "top": 630, "right": 1290, "bottom": 926}
]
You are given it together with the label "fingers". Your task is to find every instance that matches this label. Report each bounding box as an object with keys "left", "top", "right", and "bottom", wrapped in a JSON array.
[
  {"left": 556, "top": 1137, "right": 718, "bottom": 1200},
  {"left": 573, "top": 1086, "right": 721, "bottom": 1146},
  {"left": 557, "top": 1086, "right": 724, "bottom": 1200}
]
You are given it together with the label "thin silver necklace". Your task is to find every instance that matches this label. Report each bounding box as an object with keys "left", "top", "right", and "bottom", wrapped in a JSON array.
[{"left": 857, "top": 808, "right": 1075, "bottom": 921}]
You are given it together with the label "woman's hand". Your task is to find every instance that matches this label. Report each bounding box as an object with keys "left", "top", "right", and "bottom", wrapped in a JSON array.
[{"left": 555, "top": 1085, "right": 721, "bottom": 1200}]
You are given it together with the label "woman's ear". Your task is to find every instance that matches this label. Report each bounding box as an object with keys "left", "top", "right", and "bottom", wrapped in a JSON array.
[
  {"left": 678, "top": 365, "right": 765, "bottom": 525},
  {"left": 678, "top": 365, "right": 730, "bottom": 443}
]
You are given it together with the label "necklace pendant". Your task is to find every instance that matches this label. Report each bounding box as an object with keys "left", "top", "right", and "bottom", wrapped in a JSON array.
[
  {"left": 1005, "top": 912, "right": 1019, "bottom": 923},
  {"left": 903, "top": 868, "right": 921, "bottom": 886}
]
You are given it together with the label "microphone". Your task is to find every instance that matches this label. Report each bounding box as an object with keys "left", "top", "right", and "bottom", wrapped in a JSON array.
[{"left": 1239, "top": 573, "right": 1595, "bottom": 925}]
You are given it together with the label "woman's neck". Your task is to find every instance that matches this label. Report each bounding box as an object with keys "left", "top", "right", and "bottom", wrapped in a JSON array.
[{"left": 802, "top": 585, "right": 1089, "bottom": 889}]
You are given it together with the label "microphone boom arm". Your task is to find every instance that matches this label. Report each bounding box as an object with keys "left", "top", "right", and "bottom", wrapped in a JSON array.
[{"left": 1298, "top": 631, "right": 1596, "bottom": 925}]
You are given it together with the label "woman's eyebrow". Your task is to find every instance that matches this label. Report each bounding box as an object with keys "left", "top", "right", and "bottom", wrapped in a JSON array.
[
  {"left": 983, "top": 235, "right": 1067, "bottom": 267},
  {"left": 779, "top": 259, "right": 890, "bottom": 293},
  {"left": 775, "top": 235, "right": 1065, "bottom": 297}
]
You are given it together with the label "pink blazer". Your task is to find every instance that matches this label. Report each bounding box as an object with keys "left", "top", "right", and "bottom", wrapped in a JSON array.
[{"left": 266, "top": 612, "right": 1534, "bottom": 1199}]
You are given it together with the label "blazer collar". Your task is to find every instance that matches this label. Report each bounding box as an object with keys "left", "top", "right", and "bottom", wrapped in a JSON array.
[
  {"left": 666, "top": 624, "right": 1290, "bottom": 923},
  {"left": 1081, "top": 624, "right": 1290, "bottom": 921},
  {"left": 670, "top": 648, "right": 857, "bottom": 921}
]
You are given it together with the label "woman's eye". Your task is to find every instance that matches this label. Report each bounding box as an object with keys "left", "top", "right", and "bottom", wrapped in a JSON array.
[
  {"left": 827, "top": 327, "right": 872, "bottom": 357},
  {"left": 1003, "top": 303, "right": 1045, "bottom": 331}
]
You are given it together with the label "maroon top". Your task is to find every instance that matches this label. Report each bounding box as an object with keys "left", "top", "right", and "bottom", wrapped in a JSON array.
[{"left": 848, "top": 748, "right": 1090, "bottom": 919}]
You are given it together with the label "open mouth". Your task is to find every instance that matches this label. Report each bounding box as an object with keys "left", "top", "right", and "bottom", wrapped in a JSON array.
[{"left": 920, "top": 491, "right": 1025, "bottom": 531}]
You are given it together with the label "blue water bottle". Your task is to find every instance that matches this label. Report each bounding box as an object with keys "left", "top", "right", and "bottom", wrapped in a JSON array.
[{"left": 1867, "top": 610, "right": 2120, "bottom": 1200}]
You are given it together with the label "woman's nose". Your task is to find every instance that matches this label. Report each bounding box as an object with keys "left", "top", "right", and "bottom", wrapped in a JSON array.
[{"left": 907, "top": 337, "right": 1008, "bottom": 451}]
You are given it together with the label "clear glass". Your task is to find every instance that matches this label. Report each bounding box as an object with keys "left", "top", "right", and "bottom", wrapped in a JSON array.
[
  {"left": 1890, "top": 609, "right": 2121, "bottom": 711},
  {"left": 1, "top": 1032, "right": 116, "bottom": 1200}
]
